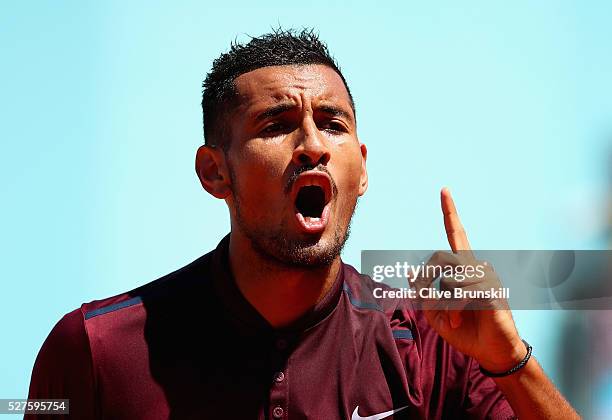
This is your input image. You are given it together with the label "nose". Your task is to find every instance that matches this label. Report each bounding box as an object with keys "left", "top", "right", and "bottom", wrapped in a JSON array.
[{"left": 291, "top": 118, "right": 331, "bottom": 167}]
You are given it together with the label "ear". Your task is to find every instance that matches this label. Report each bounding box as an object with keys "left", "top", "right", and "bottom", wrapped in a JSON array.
[
  {"left": 358, "top": 142, "right": 368, "bottom": 196},
  {"left": 195, "top": 145, "right": 232, "bottom": 199}
]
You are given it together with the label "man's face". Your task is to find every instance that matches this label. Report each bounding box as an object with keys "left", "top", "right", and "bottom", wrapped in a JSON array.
[{"left": 223, "top": 64, "right": 367, "bottom": 267}]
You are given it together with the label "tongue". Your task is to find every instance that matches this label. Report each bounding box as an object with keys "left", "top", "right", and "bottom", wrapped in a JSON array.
[{"left": 295, "top": 205, "right": 329, "bottom": 234}]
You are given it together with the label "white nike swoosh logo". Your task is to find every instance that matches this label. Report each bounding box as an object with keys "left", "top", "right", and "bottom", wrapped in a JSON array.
[{"left": 351, "top": 405, "right": 408, "bottom": 420}]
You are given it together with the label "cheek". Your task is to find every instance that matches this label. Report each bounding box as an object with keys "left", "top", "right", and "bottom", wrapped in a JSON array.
[
  {"left": 230, "top": 145, "right": 290, "bottom": 207},
  {"left": 335, "top": 147, "right": 364, "bottom": 194}
]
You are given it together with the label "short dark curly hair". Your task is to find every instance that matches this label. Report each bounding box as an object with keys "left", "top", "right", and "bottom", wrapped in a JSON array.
[{"left": 201, "top": 28, "right": 355, "bottom": 149}]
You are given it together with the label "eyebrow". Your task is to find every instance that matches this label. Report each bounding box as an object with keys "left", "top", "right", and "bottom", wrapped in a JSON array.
[
  {"left": 317, "top": 105, "right": 354, "bottom": 124},
  {"left": 254, "top": 103, "right": 296, "bottom": 122},
  {"left": 254, "top": 103, "right": 354, "bottom": 124}
]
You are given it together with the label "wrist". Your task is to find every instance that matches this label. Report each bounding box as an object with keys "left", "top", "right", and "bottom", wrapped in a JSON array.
[
  {"left": 477, "top": 338, "right": 528, "bottom": 373},
  {"left": 479, "top": 339, "right": 532, "bottom": 378}
]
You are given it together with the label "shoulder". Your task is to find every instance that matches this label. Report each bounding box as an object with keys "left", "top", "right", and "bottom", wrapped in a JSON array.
[
  {"left": 81, "top": 251, "right": 214, "bottom": 321},
  {"left": 27, "top": 306, "right": 96, "bottom": 417},
  {"left": 341, "top": 262, "right": 407, "bottom": 313},
  {"left": 340, "top": 262, "right": 417, "bottom": 339},
  {"left": 32, "top": 307, "right": 90, "bottom": 370},
  {"left": 31, "top": 249, "right": 215, "bottom": 376},
  {"left": 28, "top": 250, "right": 216, "bottom": 401},
  {"left": 340, "top": 260, "right": 467, "bottom": 355}
]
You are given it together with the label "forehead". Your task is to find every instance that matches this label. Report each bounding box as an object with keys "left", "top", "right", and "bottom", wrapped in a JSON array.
[{"left": 233, "top": 64, "right": 352, "bottom": 111}]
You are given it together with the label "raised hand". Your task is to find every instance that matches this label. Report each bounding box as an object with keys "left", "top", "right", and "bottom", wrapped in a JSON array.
[{"left": 413, "top": 188, "right": 526, "bottom": 373}]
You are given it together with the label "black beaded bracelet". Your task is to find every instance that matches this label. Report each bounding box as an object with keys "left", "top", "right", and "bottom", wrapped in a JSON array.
[{"left": 479, "top": 339, "right": 532, "bottom": 378}]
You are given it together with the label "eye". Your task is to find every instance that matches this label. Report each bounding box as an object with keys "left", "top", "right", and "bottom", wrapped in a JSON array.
[
  {"left": 260, "top": 122, "right": 286, "bottom": 136},
  {"left": 321, "top": 120, "right": 348, "bottom": 134}
]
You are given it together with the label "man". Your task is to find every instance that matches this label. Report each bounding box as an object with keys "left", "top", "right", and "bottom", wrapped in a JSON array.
[{"left": 27, "top": 29, "right": 578, "bottom": 419}]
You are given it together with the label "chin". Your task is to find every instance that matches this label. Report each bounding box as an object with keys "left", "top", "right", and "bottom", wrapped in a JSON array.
[{"left": 263, "top": 227, "right": 349, "bottom": 269}]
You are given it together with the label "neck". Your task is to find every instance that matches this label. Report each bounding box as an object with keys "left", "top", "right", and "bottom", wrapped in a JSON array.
[{"left": 228, "top": 229, "right": 341, "bottom": 329}]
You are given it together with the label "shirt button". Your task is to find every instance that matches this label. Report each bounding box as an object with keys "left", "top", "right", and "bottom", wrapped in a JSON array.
[
  {"left": 276, "top": 338, "right": 287, "bottom": 350},
  {"left": 274, "top": 371, "right": 285, "bottom": 383},
  {"left": 272, "top": 406, "right": 284, "bottom": 418}
]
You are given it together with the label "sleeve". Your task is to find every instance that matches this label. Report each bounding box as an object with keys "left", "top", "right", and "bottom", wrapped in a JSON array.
[
  {"left": 462, "top": 357, "right": 517, "bottom": 420},
  {"left": 25, "top": 307, "right": 98, "bottom": 419}
]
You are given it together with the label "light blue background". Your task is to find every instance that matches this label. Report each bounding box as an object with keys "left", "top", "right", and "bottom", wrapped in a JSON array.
[{"left": 1, "top": 1, "right": 610, "bottom": 417}]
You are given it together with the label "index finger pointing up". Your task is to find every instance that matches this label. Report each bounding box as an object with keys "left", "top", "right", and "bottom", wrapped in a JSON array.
[{"left": 441, "top": 187, "right": 473, "bottom": 254}]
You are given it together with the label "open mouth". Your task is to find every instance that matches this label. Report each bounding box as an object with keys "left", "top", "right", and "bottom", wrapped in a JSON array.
[
  {"left": 296, "top": 186, "right": 326, "bottom": 218},
  {"left": 291, "top": 172, "right": 333, "bottom": 233}
]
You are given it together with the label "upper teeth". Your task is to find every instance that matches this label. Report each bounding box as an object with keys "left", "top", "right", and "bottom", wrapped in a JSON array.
[
  {"left": 303, "top": 179, "right": 325, "bottom": 187},
  {"left": 298, "top": 176, "right": 329, "bottom": 192}
]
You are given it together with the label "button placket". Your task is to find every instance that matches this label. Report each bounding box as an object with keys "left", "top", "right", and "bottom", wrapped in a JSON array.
[
  {"left": 272, "top": 406, "right": 284, "bottom": 418},
  {"left": 273, "top": 371, "right": 285, "bottom": 383},
  {"left": 270, "top": 336, "right": 289, "bottom": 419}
]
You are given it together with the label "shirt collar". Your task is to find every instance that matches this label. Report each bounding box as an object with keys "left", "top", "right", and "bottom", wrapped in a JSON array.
[{"left": 210, "top": 233, "right": 345, "bottom": 335}]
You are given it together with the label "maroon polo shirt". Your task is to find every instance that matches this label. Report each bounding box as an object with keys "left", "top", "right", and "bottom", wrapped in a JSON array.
[{"left": 27, "top": 234, "right": 515, "bottom": 419}]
